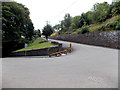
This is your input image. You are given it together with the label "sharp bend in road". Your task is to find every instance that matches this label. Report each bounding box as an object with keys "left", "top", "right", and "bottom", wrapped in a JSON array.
[{"left": 2, "top": 40, "right": 118, "bottom": 88}]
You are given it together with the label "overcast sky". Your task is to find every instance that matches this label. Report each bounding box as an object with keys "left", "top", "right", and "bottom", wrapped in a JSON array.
[{"left": 13, "top": 0, "right": 112, "bottom": 30}]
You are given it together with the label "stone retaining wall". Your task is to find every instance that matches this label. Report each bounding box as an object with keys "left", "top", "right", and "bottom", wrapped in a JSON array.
[{"left": 50, "top": 31, "right": 120, "bottom": 49}]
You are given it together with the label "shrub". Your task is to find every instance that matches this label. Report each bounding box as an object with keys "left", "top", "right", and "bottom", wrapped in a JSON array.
[
  {"left": 106, "top": 21, "right": 118, "bottom": 28},
  {"left": 115, "top": 23, "right": 120, "bottom": 30},
  {"left": 77, "top": 26, "right": 90, "bottom": 34},
  {"left": 81, "top": 27, "right": 89, "bottom": 34},
  {"left": 95, "top": 26, "right": 105, "bottom": 31}
]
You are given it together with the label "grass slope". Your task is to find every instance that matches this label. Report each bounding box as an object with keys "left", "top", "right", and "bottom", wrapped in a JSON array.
[
  {"left": 15, "top": 37, "right": 57, "bottom": 52},
  {"left": 89, "top": 16, "right": 118, "bottom": 32}
]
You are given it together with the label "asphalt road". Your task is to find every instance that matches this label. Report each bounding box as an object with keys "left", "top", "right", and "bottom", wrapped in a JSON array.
[
  {"left": 0, "top": 58, "right": 2, "bottom": 90},
  {"left": 2, "top": 40, "right": 118, "bottom": 88}
]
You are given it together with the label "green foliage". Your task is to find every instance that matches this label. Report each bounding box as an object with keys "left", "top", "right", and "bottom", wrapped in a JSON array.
[
  {"left": 85, "top": 11, "right": 94, "bottom": 24},
  {"left": 53, "top": 1, "right": 120, "bottom": 35},
  {"left": 33, "top": 29, "right": 41, "bottom": 39},
  {"left": 95, "top": 16, "right": 120, "bottom": 31},
  {"left": 106, "top": 21, "right": 118, "bottom": 28},
  {"left": 42, "top": 24, "right": 54, "bottom": 39},
  {"left": 77, "top": 26, "right": 89, "bottom": 34},
  {"left": 95, "top": 26, "right": 105, "bottom": 31},
  {"left": 2, "top": 2, "right": 34, "bottom": 56},
  {"left": 92, "top": 2, "right": 111, "bottom": 22},
  {"left": 63, "top": 13, "right": 71, "bottom": 29},
  {"left": 53, "top": 24, "right": 61, "bottom": 31},
  {"left": 81, "top": 27, "right": 89, "bottom": 34},
  {"left": 111, "top": 1, "right": 120, "bottom": 16}
]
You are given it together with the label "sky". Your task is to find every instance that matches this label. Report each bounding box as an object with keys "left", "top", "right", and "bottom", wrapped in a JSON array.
[{"left": 13, "top": 0, "right": 112, "bottom": 30}]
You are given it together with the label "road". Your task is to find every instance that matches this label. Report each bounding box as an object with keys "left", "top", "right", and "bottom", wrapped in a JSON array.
[{"left": 2, "top": 40, "right": 118, "bottom": 88}]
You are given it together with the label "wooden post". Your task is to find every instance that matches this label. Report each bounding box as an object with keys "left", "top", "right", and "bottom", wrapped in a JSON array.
[{"left": 69, "top": 43, "right": 72, "bottom": 53}]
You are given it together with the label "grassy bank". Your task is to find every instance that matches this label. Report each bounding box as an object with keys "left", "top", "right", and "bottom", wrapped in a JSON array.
[{"left": 15, "top": 37, "right": 57, "bottom": 52}]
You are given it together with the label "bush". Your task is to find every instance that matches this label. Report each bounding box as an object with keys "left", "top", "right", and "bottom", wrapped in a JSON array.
[
  {"left": 81, "top": 27, "right": 89, "bottom": 34},
  {"left": 115, "top": 23, "right": 120, "bottom": 30},
  {"left": 95, "top": 19, "right": 120, "bottom": 31},
  {"left": 106, "top": 21, "right": 118, "bottom": 28},
  {"left": 95, "top": 26, "right": 105, "bottom": 31},
  {"left": 81, "top": 26, "right": 90, "bottom": 34},
  {"left": 77, "top": 26, "right": 89, "bottom": 34}
]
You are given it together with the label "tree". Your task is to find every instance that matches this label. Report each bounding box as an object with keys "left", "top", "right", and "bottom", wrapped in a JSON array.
[
  {"left": 63, "top": 13, "right": 71, "bottom": 29},
  {"left": 53, "top": 24, "right": 61, "bottom": 31},
  {"left": 78, "top": 13, "right": 86, "bottom": 27},
  {"left": 33, "top": 29, "right": 41, "bottom": 39},
  {"left": 70, "top": 16, "right": 81, "bottom": 29},
  {"left": 92, "top": 2, "right": 110, "bottom": 22},
  {"left": 2, "top": 2, "right": 34, "bottom": 56},
  {"left": 111, "top": 1, "right": 120, "bottom": 16},
  {"left": 42, "top": 24, "right": 54, "bottom": 40},
  {"left": 85, "top": 11, "right": 94, "bottom": 25},
  {"left": 38, "top": 29, "right": 41, "bottom": 37}
]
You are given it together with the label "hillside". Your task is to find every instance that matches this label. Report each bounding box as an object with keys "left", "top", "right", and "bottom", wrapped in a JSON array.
[
  {"left": 76, "top": 15, "right": 120, "bottom": 34},
  {"left": 52, "top": 15, "right": 120, "bottom": 36},
  {"left": 52, "top": 1, "right": 120, "bottom": 36},
  {"left": 88, "top": 15, "right": 120, "bottom": 32}
]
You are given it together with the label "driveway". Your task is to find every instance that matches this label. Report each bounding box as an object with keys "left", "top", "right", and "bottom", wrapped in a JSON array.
[{"left": 2, "top": 40, "right": 118, "bottom": 88}]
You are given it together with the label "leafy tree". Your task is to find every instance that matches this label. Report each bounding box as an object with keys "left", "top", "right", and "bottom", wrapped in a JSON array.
[
  {"left": 38, "top": 29, "right": 41, "bottom": 37},
  {"left": 63, "top": 13, "right": 71, "bottom": 29},
  {"left": 42, "top": 24, "right": 54, "bottom": 40},
  {"left": 78, "top": 13, "right": 86, "bottom": 27},
  {"left": 53, "top": 24, "right": 61, "bottom": 31},
  {"left": 57, "top": 13, "right": 71, "bottom": 33},
  {"left": 33, "top": 29, "right": 41, "bottom": 38},
  {"left": 92, "top": 2, "right": 110, "bottom": 22},
  {"left": 85, "top": 11, "right": 94, "bottom": 25},
  {"left": 70, "top": 16, "right": 81, "bottom": 29},
  {"left": 111, "top": 1, "right": 120, "bottom": 16},
  {"left": 2, "top": 2, "right": 34, "bottom": 56}
]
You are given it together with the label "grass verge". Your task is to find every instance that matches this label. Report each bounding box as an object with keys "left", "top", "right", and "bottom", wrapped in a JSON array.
[{"left": 15, "top": 37, "right": 57, "bottom": 52}]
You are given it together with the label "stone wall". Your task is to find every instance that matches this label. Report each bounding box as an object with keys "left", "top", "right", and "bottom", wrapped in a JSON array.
[{"left": 50, "top": 31, "right": 120, "bottom": 49}]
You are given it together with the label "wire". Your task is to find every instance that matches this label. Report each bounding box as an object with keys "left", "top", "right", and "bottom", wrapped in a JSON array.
[{"left": 50, "top": 0, "right": 80, "bottom": 23}]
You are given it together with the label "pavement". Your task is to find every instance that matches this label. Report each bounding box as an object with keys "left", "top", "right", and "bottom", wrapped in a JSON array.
[{"left": 2, "top": 40, "right": 118, "bottom": 88}]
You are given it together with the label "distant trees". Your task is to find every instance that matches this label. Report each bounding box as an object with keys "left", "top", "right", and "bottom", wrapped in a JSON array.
[
  {"left": 54, "top": 1, "right": 120, "bottom": 35},
  {"left": 111, "top": 1, "right": 120, "bottom": 16},
  {"left": 70, "top": 16, "right": 81, "bottom": 29},
  {"left": 42, "top": 24, "right": 54, "bottom": 40},
  {"left": 63, "top": 13, "right": 71, "bottom": 30},
  {"left": 2, "top": 2, "right": 34, "bottom": 56},
  {"left": 55, "top": 13, "right": 72, "bottom": 34},
  {"left": 33, "top": 29, "right": 41, "bottom": 39},
  {"left": 92, "top": 2, "right": 111, "bottom": 22},
  {"left": 53, "top": 24, "right": 61, "bottom": 31}
]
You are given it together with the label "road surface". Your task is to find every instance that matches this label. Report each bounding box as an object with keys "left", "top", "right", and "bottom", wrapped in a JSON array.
[{"left": 2, "top": 40, "right": 118, "bottom": 88}]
